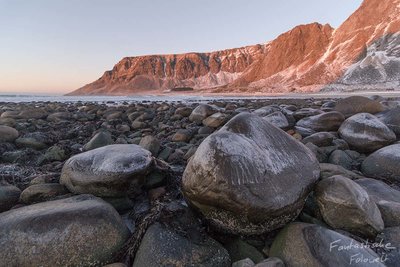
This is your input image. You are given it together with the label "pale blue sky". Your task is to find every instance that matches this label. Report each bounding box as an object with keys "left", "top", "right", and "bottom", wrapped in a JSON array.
[{"left": 0, "top": 0, "right": 363, "bottom": 94}]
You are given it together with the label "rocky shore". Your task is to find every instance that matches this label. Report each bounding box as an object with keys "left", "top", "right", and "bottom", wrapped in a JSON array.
[{"left": 1, "top": 95, "right": 400, "bottom": 267}]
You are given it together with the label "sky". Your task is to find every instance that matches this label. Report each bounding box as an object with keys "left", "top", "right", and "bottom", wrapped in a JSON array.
[{"left": 0, "top": 0, "right": 363, "bottom": 94}]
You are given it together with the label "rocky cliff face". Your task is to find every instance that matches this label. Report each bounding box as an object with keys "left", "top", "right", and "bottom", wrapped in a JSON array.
[
  {"left": 69, "top": 0, "right": 400, "bottom": 95},
  {"left": 70, "top": 45, "right": 268, "bottom": 95}
]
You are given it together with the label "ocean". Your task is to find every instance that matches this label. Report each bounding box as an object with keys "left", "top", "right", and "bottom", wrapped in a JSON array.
[{"left": 1, "top": 91, "right": 400, "bottom": 103}]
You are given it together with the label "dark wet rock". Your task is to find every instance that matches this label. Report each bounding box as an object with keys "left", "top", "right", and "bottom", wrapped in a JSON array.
[
  {"left": 334, "top": 96, "right": 385, "bottom": 118},
  {"left": 157, "top": 147, "right": 172, "bottom": 161},
  {"left": 83, "top": 131, "right": 114, "bottom": 151},
  {"left": 0, "top": 125, "right": 19, "bottom": 143},
  {"left": 232, "top": 258, "right": 255, "bottom": 267},
  {"left": 47, "top": 112, "right": 72, "bottom": 122},
  {"left": 332, "top": 138, "right": 350, "bottom": 150},
  {"left": 189, "top": 104, "right": 218, "bottom": 123},
  {"left": 139, "top": 135, "right": 160, "bottom": 156},
  {"left": 293, "top": 108, "right": 323, "bottom": 120},
  {"left": 167, "top": 149, "right": 185, "bottom": 164},
  {"left": 103, "top": 263, "right": 127, "bottom": 267},
  {"left": 225, "top": 238, "right": 265, "bottom": 264},
  {"left": 269, "top": 222, "right": 385, "bottom": 267},
  {"left": 171, "top": 129, "right": 193, "bottom": 142},
  {"left": 182, "top": 113, "right": 319, "bottom": 235},
  {"left": 377, "top": 201, "right": 400, "bottom": 227},
  {"left": 0, "top": 181, "right": 21, "bottom": 212},
  {"left": 361, "top": 144, "right": 400, "bottom": 183},
  {"left": 296, "top": 111, "right": 345, "bottom": 133},
  {"left": 174, "top": 106, "right": 193, "bottom": 117},
  {"left": 60, "top": 144, "right": 153, "bottom": 197},
  {"left": 263, "top": 111, "right": 290, "bottom": 130},
  {"left": 1, "top": 148, "right": 42, "bottom": 165},
  {"left": 315, "top": 175, "right": 384, "bottom": 238},
  {"left": 328, "top": 150, "right": 353, "bottom": 170},
  {"left": 305, "top": 143, "right": 330, "bottom": 163},
  {"left": 0, "top": 194, "right": 129, "bottom": 266},
  {"left": 377, "top": 107, "right": 400, "bottom": 136},
  {"left": 0, "top": 117, "right": 16, "bottom": 127},
  {"left": 19, "top": 183, "right": 69, "bottom": 204},
  {"left": 144, "top": 171, "right": 166, "bottom": 189},
  {"left": 39, "top": 145, "right": 67, "bottom": 163},
  {"left": 339, "top": 113, "right": 396, "bottom": 153},
  {"left": 294, "top": 126, "right": 316, "bottom": 137},
  {"left": 302, "top": 132, "right": 335, "bottom": 147},
  {"left": 319, "top": 163, "right": 364, "bottom": 180},
  {"left": 376, "top": 227, "right": 400, "bottom": 267},
  {"left": 15, "top": 132, "right": 49, "bottom": 150},
  {"left": 203, "top": 112, "right": 228, "bottom": 128},
  {"left": 102, "top": 196, "right": 134, "bottom": 212},
  {"left": 133, "top": 222, "right": 230, "bottom": 267},
  {"left": 1, "top": 108, "right": 48, "bottom": 120},
  {"left": 356, "top": 178, "right": 400, "bottom": 227},
  {"left": 29, "top": 173, "right": 60, "bottom": 185},
  {"left": 131, "top": 120, "right": 147, "bottom": 130},
  {"left": 253, "top": 106, "right": 280, "bottom": 117},
  {"left": 116, "top": 124, "right": 130, "bottom": 133},
  {"left": 355, "top": 178, "right": 400, "bottom": 203},
  {"left": 254, "top": 258, "right": 285, "bottom": 267},
  {"left": 183, "top": 146, "right": 197, "bottom": 160}
]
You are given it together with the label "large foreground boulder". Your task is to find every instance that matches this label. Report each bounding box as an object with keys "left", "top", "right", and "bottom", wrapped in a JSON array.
[
  {"left": 182, "top": 113, "right": 320, "bottom": 235},
  {"left": 361, "top": 144, "right": 400, "bottom": 183},
  {"left": 60, "top": 144, "right": 153, "bottom": 197},
  {"left": 338, "top": 113, "right": 396, "bottom": 153},
  {"left": 269, "top": 223, "right": 385, "bottom": 267},
  {"left": 0, "top": 195, "right": 130, "bottom": 266}
]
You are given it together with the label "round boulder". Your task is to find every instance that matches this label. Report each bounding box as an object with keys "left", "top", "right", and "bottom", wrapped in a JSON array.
[
  {"left": 0, "top": 125, "right": 19, "bottom": 143},
  {"left": 60, "top": 144, "right": 153, "bottom": 197},
  {"left": 0, "top": 195, "right": 130, "bottom": 266},
  {"left": 182, "top": 113, "right": 320, "bottom": 235},
  {"left": 189, "top": 104, "right": 218, "bottom": 123},
  {"left": 338, "top": 113, "right": 396, "bottom": 153},
  {"left": 377, "top": 107, "right": 400, "bottom": 136},
  {"left": 315, "top": 175, "right": 384, "bottom": 238},
  {"left": 361, "top": 144, "right": 400, "bottom": 183},
  {"left": 296, "top": 111, "right": 345, "bottom": 133},
  {"left": 0, "top": 182, "right": 21, "bottom": 212},
  {"left": 269, "top": 222, "right": 385, "bottom": 267},
  {"left": 334, "top": 96, "right": 385, "bottom": 118},
  {"left": 133, "top": 223, "right": 230, "bottom": 267}
]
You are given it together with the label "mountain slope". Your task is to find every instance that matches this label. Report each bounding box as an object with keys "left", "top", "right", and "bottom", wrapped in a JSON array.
[
  {"left": 69, "top": 0, "right": 400, "bottom": 95},
  {"left": 70, "top": 44, "right": 268, "bottom": 95}
]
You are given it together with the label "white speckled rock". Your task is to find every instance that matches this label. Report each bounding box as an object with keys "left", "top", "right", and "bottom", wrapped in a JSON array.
[
  {"left": 0, "top": 194, "right": 130, "bottom": 267},
  {"left": 182, "top": 113, "right": 320, "bottom": 235},
  {"left": 338, "top": 113, "right": 396, "bottom": 153},
  {"left": 61, "top": 144, "right": 153, "bottom": 197}
]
